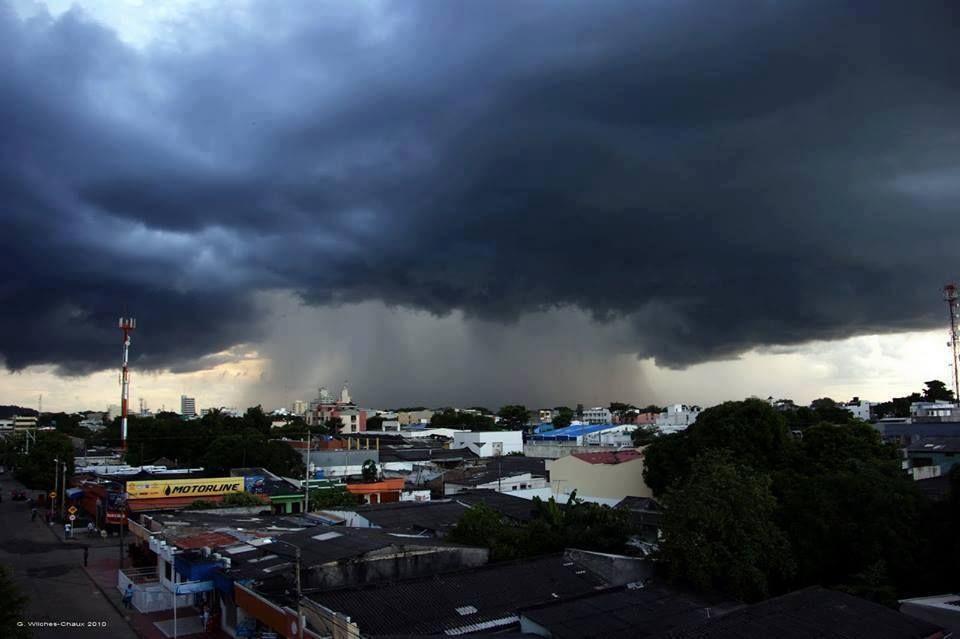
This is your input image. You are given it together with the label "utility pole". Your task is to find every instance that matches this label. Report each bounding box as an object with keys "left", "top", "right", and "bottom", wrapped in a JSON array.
[
  {"left": 303, "top": 431, "right": 311, "bottom": 514},
  {"left": 53, "top": 458, "right": 59, "bottom": 519},
  {"left": 61, "top": 463, "right": 67, "bottom": 522}
]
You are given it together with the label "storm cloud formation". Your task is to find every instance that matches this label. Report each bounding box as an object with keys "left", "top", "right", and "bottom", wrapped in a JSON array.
[{"left": 2, "top": 1, "right": 960, "bottom": 379}]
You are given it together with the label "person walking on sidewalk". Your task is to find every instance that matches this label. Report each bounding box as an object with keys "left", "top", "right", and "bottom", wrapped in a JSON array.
[{"left": 122, "top": 584, "right": 135, "bottom": 609}]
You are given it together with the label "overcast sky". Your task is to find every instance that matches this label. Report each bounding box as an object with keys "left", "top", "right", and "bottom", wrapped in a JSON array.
[{"left": 2, "top": 1, "right": 959, "bottom": 413}]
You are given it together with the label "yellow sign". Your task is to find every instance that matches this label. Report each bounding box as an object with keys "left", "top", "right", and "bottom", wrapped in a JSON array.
[
  {"left": 49, "top": 492, "right": 56, "bottom": 498},
  {"left": 126, "top": 477, "right": 244, "bottom": 500},
  {"left": 67, "top": 506, "right": 78, "bottom": 515}
]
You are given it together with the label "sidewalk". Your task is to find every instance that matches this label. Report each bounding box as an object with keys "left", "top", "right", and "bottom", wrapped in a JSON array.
[{"left": 84, "top": 556, "right": 213, "bottom": 639}]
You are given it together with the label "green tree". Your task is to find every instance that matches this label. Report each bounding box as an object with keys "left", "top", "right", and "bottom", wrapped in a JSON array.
[
  {"left": 774, "top": 423, "right": 926, "bottom": 599},
  {"left": 430, "top": 409, "right": 497, "bottom": 430},
  {"left": 361, "top": 459, "right": 378, "bottom": 482},
  {"left": 0, "top": 564, "right": 30, "bottom": 638},
  {"left": 631, "top": 424, "right": 660, "bottom": 447},
  {"left": 608, "top": 402, "right": 635, "bottom": 413},
  {"left": 659, "top": 451, "right": 794, "bottom": 601},
  {"left": 551, "top": 411, "right": 573, "bottom": 429},
  {"left": 242, "top": 405, "right": 272, "bottom": 434},
  {"left": 496, "top": 405, "right": 529, "bottom": 429},
  {"left": 15, "top": 431, "right": 74, "bottom": 490},
  {"left": 325, "top": 416, "right": 344, "bottom": 433},
  {"left": 309, "top": 486, "right": 361, "bottom": 509},
  {"left": 221, "top": 491, "right": 268, "bottom": 507},
  {"left": 366, "top": 415, "right": 385, "bottom": 431},
  {"left": 922, "top": 379, "right": 955, "bottom": 402}
]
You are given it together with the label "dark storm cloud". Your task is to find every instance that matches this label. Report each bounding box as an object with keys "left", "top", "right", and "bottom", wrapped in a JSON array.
[{"left": 2, "top": 0, "right": 960, "bottom": 377}]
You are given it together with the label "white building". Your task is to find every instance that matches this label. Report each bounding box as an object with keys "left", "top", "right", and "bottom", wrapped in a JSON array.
[
  {"left": 842, "top": 398, "right": 873, "bottom": 421},
  {"left": 581, "top": 407, "right": 612, "bottom": 425},
  {"left": 180, "top": 395, "right": 197, "bottom": 419},
  {"left": 655, "top": 404, "right": 701, "bottom": 433},
  {"left": 444, "top": 472, "right": 547, "bottom": 495},
  {"left": 451, "top": 431, "right": 524, "bottom": 457},
  {"left": 107, "top": 404, "right": 122, "bottom": 422},
  {"left": 292, "top": 400, "right": 306, "bottom": 416},
  {"left": 910, "top": 401, "right": 959, "bottom": 420}
]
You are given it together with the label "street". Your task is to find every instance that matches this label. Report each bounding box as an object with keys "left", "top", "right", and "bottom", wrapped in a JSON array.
[{"left": 0, "top": 474, "right": 138, "bottom": 639}]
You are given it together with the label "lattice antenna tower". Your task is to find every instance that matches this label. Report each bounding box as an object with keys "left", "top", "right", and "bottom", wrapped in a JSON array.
[
  {"left": 119, "top": 318, "right": 136, "bottom": 450},
  {"left": 945, "top": 284, "right": 959, "bottom": 402}
]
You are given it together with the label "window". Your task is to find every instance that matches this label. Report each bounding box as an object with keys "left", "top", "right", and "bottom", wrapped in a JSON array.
[{"left": 164, "top": 561, "right": 172, "bottom": 581}]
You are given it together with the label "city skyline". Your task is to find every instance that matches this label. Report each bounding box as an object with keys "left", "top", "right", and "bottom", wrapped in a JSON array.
[{"left": 2, "top": 2, "right": 959, "bottom": 412}]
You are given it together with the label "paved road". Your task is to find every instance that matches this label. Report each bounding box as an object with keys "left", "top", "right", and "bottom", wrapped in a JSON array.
[{"left": 0, "top": 474, "right": 138, "bottom": 639}]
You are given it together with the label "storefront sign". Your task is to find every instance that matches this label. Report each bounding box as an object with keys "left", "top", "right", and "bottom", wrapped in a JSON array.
[{"left": 126, "top": 477, "right": 243, "bottom": 500}]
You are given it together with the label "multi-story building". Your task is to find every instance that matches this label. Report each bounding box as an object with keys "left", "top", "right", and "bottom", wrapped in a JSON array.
[
  {"left": 655, "top": 404, "right": 701, "bottom": 433},
  {"left": 398, "top": 410, "right": 434, "bottom": 426},
  {"left": 305, "top": 384, "right": 366, "bottom": 432},
  {"left": 581, "top": 407, "right": 612, "bottom": 425},
  {"left": 546, "top": 450, "right": 652, "bottom": 501},
  {"left": 180, "top": 395, "right": 197, "bottom": 419},
  {"left": 292, "top": 400, "right": 306, "bottom": 416},
  {"left": 842, "top": 398, "right": 873, "bottom": 421}
]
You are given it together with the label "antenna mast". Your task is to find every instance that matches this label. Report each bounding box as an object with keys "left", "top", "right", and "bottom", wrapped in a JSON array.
[
  {"left": 945, "top": 284, "right": 960, "bottom": 402},
  {"left": 119, "top": 317, "right": 136, "bottom": 450}
]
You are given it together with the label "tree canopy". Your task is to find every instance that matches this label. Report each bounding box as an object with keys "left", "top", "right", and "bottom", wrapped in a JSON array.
[
  {"left": 643, "top": 398, "right": 941, "bottom": 604},
  {"left": 100, "top": 410, "right": 303, "bottom": 477},
  {"left": 430, "top": 408, "right": 496, "bottom": 430},
  {"left": 496, "top": 405, "right": 529, "bottom": 429}
]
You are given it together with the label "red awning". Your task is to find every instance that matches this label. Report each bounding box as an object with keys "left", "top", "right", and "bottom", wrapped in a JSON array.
[{"left": 127, "top": 494, "right": 227, "bottom": 512}]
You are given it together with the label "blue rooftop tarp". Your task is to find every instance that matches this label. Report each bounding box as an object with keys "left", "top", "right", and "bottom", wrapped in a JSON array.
[{"left": 531, "top": 423, "right": 619, "bottom": 441}]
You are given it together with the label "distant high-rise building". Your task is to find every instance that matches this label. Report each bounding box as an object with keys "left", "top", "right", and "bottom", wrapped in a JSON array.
[
  {"left": 180, "top": 395, "right": 197, "bottom": 418},
  {"left": 292, "top": 400, "right": 306, "bottom": 415}
]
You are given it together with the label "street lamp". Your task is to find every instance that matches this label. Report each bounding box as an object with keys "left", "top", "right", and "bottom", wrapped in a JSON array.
[{"left": 263, "top": 538, "right": 304, "bottom": 639}]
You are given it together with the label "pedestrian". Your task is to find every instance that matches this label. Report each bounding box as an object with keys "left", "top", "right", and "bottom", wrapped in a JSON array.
[
  {"left": 122, "top": 584, "right": 134, "bottom": 609},
  {"left": 64, "top": 522, "right": 72, "bottom": 539},
  {"left": 31, "top": 508, "right": 37, "bottom": 522},
  {"left": 83, "top": 546, "right": 89, "bottom": 567},
  {"left": 201, "top": 606, "right": 210, "bottom": 631}
]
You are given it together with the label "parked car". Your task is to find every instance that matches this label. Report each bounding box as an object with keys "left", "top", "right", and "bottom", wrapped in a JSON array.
[{"left": 11, "top": 490, "right": 27, "bottom": 501}]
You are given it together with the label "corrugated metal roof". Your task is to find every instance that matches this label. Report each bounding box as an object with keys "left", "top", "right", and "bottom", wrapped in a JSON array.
[
  {"left": 308, "top": 555, "right": 608, "bottom": 635},
  {"left": 532, "top": 424, "right": 620, "bottom": 440}
]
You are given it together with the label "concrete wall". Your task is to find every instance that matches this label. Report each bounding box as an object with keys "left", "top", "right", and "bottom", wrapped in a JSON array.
[
  {"left": 523, "top": 442, "right": 620, "bottom": 459},
  {"left": 452, "top": 431, "right": 523, "bottom": 457},
  {"left": 306, "top": 545, "right": 489, "bottom": 590},
  {"left": 564, "top": 548, "right": 654, "bottom": 586},
  {"left": 444, "top": 473, "right": 546, "bottom": 495},
  {"left": 546, "top": 455, "right": 652, "bottom": 501}
]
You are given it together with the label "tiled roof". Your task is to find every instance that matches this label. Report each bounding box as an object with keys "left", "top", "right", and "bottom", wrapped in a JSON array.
[
  {"left": 571, "top": 450, "right": 644, "bottom": 465},
  {"left": 658, "top": 587, "right": 946, "bottom": 639},
  {"left": 309, "top": 555, "right": 609, "bottom": 635}
]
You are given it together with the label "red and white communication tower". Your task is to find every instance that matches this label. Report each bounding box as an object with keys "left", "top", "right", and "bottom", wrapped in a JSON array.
[
  {"left": 119, "top": 317, "right": 136, "bottom": 450},
  {"left": 945, "top": 285, "right": 960, "bottom": 402}
]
